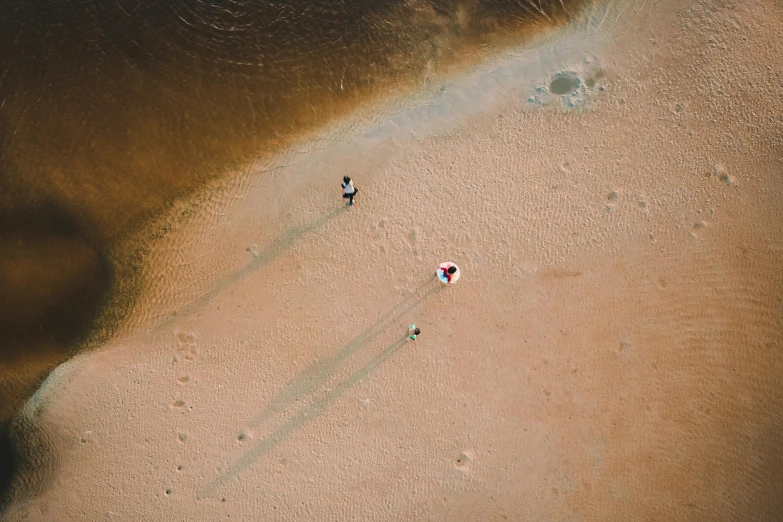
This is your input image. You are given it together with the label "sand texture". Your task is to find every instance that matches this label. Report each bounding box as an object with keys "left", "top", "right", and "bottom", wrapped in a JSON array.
[{"left": 2, "top": 0, "right": 783, "bottom": 520}]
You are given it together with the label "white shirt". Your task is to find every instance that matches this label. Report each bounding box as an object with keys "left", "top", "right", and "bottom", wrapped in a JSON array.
[{"left": 342, "top": 180, "right": 355, "bottom": 194}]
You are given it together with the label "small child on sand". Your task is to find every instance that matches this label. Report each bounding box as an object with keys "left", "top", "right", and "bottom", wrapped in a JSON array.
[
  {"left": 437, "top": 262, "right": 460, "bottom": 284},
  {"left": 408, "top": 324, "right": 420, "bottom": 341},
  {"left": 341, "top": 176, "right": 357, "bottom": 206}
]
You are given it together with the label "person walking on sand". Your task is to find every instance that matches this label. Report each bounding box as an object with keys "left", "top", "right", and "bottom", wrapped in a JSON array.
[
  {"left": 437, "top": 262, "right": 460, "bottom": 284},
  {"left": 408, "top": 324, "right": 421, "bottom": 341},
  {"left": 342, "top": 176, "right": 357, "bottom": 206}
]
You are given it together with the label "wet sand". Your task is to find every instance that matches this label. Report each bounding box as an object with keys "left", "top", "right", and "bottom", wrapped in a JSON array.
[
  {"left": 2, "top": 0, "right": 783, "bottom": 519},
  {"left": 0, "top": 0, "right": 583, "bottom": 452}
]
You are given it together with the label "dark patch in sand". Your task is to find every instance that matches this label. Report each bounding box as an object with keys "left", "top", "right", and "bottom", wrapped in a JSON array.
[
  {"left": 550, "top": 75, "right": 580, "bottom": 95},
  {"left": 0, "top": 0, "right": 590, "bottom": 505}
]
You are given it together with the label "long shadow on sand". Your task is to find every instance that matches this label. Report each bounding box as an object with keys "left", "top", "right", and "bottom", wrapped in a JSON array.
[
  {"left": 150, "top": 204, "right": 349, "bottom": 332},
  {"left": 204, "top": 275, "right": 441, "bottom": 494},
  {"left": 0, "top": 205, "right": 349, "bottom": 513}
]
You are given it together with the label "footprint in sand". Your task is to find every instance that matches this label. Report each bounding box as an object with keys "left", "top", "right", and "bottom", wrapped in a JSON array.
[
  {"left": 713, "top": 164, "right": 733, "bottom": 185},
  {"left": 605, "top": 190, "right": 618, "bottom": 212},
  {"left": 691, "top": 220, "right": 709, "bottom": 239},
  {"left": 673, "top": 102, "right": 687, "bottom": 115},
  {"left": 455, "top": 450, "right": 473, "bottom": 473},
  {"left": 176, "top": 331, "right": 198, "bottom": 360},
  {"left": 370, "top": 219, "right": 388, "bottom": 240},
  {"left": 173, "top": 331, "right": 197, "bottom": 384}
]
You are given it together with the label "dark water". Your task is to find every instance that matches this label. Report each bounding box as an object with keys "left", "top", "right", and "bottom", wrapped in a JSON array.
[{"left": 0, "top": 0, "right": 586, "bottom": 505}]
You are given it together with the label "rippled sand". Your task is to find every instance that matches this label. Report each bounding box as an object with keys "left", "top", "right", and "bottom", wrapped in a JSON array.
[
  {"left": 0, "top": 0, "right": 582, "bottom": 442},
  {"left": 2, "top": 0, "right": 783, "bottom": 519}
]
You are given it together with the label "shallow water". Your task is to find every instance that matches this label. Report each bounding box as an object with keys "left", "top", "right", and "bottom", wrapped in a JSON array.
[
  {"left": 0, "top": 0, "right": 589, "bottom": 501},
  {"left": 550, "top": 75, "right": 579, "bottom": 94}
]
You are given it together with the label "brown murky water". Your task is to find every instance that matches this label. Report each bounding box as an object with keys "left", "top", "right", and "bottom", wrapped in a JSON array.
[{"left": 0, "top": 0, "right": 588, "bottom": 499}]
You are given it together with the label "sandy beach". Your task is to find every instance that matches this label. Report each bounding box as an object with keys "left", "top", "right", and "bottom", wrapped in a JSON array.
[{"left": 2, "top": 0, "right": 783, "bottom": 520}]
